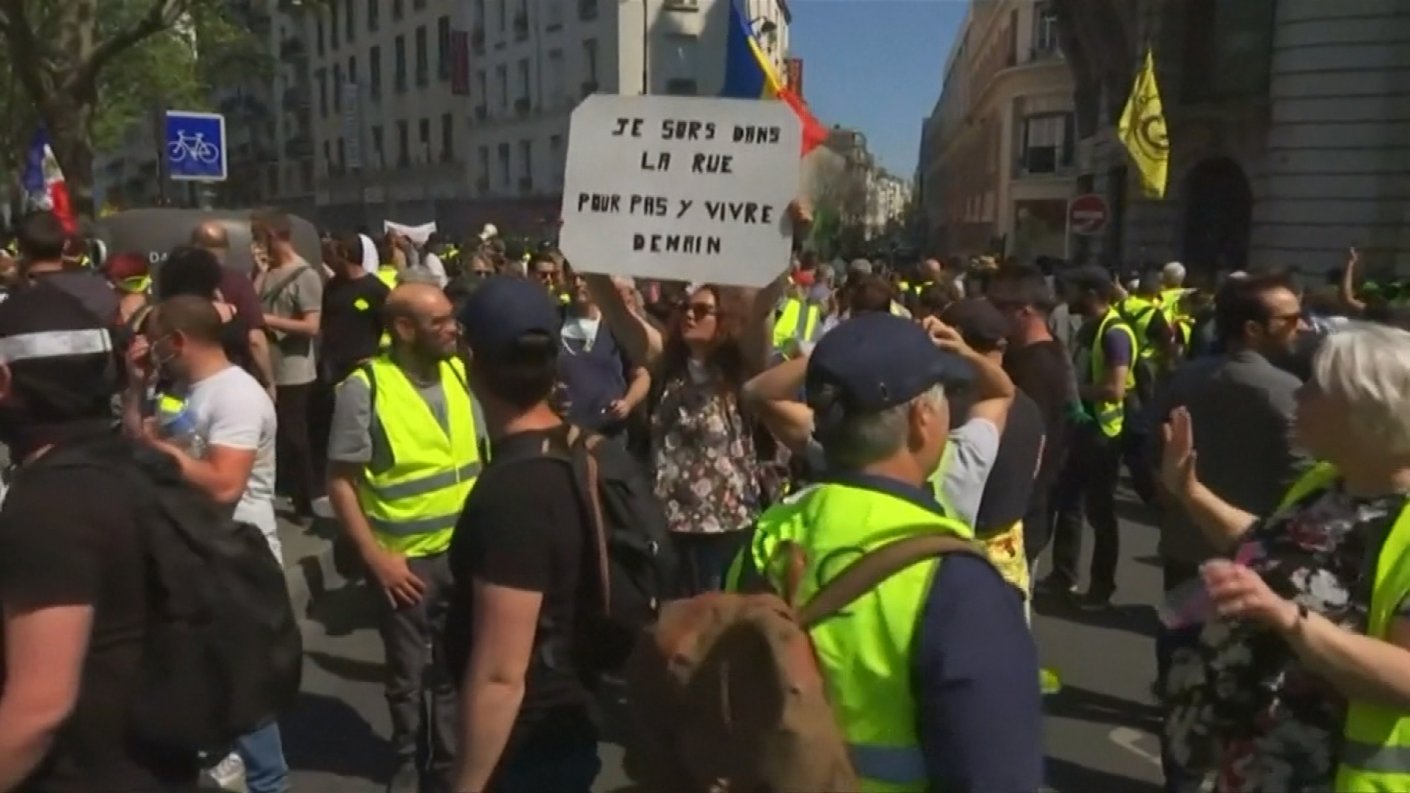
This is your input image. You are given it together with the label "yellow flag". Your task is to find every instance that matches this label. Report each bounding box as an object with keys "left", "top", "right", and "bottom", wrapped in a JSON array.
[{"left": 1119, "top": 48, "right": 1169, "bottom": 198}]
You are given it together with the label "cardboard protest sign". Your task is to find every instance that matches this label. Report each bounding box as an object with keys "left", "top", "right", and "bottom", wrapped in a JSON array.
[{"left": 558, "top": 94, "right": 801, "bottom": 288}]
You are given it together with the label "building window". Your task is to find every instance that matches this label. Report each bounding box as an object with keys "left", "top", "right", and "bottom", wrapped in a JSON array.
[
  {"left": 497, "top": 142, "right": 510, "bottom": 187},
  {"left": 397, "top": 120, "right": 410, "bottom": 166},
  {"left": 348, "top": 55, "right": 358, "bottom": 86},
  {"left": 316, "top": 16, "right": 325, "bottom": 56},
  {"left": 370, "top": 45, "right": 382, "bottom": 98},
  {"left": 394, "top": 34, "right": 407, "bottom": 91},
  {"left": 437, "top": 16, "right": 451, "bottom": 80},
  {"left": 549, "top": 134, "right": 564, "bottom": 186},
  {"left": 546, "top": 0, "right": 562, "bottom": 29},
  {"left": 1033, "top": 2, "right": 1059, "bottom": 57},
  {"left": 583, "top": 38, "right": 598, "bottom": 85},
  {"left": 330, "top": 3, "right": 340, "bottom": 49},
  {"left": 415, "top": 26, "right": 429, "bottom": 86},
  {"left": 367, "top": 0, "right": 379, "bottom": 31},
  {"left": 344, "top": 0, "right": 355, "bottom": 42},
  {"left": 1183, "top": 0, "right": 1275, "bottom": 101},
  {"left": 1018, "top": 112, "right": 1073, "bottom": 174},
  {"left": 478, "top": 145, "right": 490, "bottom": 190},
  {"left": 476, "top": 70, "right": 487, "bottom": 110},
  {"left": 371, "top": 125, "right": 384, "bottom": 164},
  {"left": 516, "top": 57, "right": 530, "bottom": 111},
  {"left": 322, "top": 140, "right": 332, "bottom": 172},
  {"left": 663, "top": 33, "right": 698, "bottom": 95},
  {"left": 419, "top": 117, "right": 432, "bottom": 160},
  {"left": 514, "top": 0, "right": 528, "bottom": 40},
  {"left": 316, "top": 68, "right": 328, "bottom": 117},
  {"left": 547, "top": 49, "right": 564, "bottom": 106},
  {"left": 441, "top": 113, "right": 455, "bottom": 160},
  {"left": 332, "top": 64, "right": 343, "bottom": 111},
  {"left": 336, "top": 138, "right": 346, "bottom": 170},
  {"left": 519, "top": 139, "right": 532, "bottom": 188},
  {"left": 497, "top": 0, "right": 506, "bottom": 33},
  {"left": 394, "top": 0, "right": 404, "bottom": 21},
  {"left": 496, "top": 64, "right": 508, "bottom": 110}
]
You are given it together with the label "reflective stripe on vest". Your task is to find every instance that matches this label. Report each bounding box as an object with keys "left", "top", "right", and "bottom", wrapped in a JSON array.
[
  {"left": 1277, "top": 464, "right": 1410, "bottom": 792},
  {"left": 772, "top": 297, "right": 820, "bottom": 350},
  {"left": 1083, "top": 309, "right": 1136, "bottom": 438},
  {"left": 350, "top": 355, "right": 482, "bottom": 556},
  {"left": 727, "top": 482, "right": 975, "bottom": 792}
]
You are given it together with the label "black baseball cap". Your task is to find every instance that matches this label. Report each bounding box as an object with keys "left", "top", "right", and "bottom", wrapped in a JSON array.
[
  {"left": 939, "top": 299, "right": 1009, "bottom": 353},
  {"left": 458, "top": 276, "right": 561, "bottom": 360}
]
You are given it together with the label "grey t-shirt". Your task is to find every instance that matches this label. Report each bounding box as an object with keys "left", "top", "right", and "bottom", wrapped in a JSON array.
[
  {"left": 259, "top": 257, "right": 323, "bottom": 386},
  {"left": 328, "top": 365, "right": 486, "bottom": 471},
  {"left": 802, "top": 416, "right": 1001, "bottom": 526}
]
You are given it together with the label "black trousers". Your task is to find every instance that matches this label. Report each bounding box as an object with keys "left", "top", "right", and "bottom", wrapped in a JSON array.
[
  {"left": 1049, "top": 426, "right": 1123, "bottom": 595},
  {"left": 307, "top": 376, "right": 338, "bottom": 491},
  {"left": 375, "top": 553, "right": 458, "bottom": 779},
  {"left": 275, "top": 382, "right": 316, "bottom": 511}
]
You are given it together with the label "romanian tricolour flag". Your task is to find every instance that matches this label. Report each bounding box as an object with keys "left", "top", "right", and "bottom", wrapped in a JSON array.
[
  {"left": 22, "top": 127, "right": 75, "bottom": 232},
  {"left": 720, "top": 0, "right": 827, "bottom": 155}
]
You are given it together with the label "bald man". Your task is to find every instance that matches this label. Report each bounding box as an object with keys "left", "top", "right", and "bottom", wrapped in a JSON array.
[
  {"left": 189, "top": 221, "right": 276, "bottom": 390},
  {"left": 325, "top": 282, "right": 486, "bottom": 793}
]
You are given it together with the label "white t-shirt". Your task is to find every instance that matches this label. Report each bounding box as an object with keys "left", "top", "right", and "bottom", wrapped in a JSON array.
[
  {"left": 162, "top": 365, "right": 280, "bottom": 560},
  {"left": 422, "top": 252, "right": 448, "bottom": 287},
  {"left": 359, "top": 233, "right": 379, "bottom": 276}
]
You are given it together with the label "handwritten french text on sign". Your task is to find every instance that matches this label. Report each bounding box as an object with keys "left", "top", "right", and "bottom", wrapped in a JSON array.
[{"left": 558, "top": 95, "right": 801, "bottom": 289}]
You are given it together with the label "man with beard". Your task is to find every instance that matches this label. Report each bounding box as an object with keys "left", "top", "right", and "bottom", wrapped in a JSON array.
[
  {"left": 326, "top": 283, "right": 488, "bottom": 793},
  {"left": 1043, "top": 266, "right": 1135, "bottom": 609},
  {"left": 129, "top": 296, "right": 286, "bottom": 793}
]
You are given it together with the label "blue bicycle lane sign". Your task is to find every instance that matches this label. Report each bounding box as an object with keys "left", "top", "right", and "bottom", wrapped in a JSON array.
[{"left": 164, "top": 110, "right": 227, "bottom": 181}]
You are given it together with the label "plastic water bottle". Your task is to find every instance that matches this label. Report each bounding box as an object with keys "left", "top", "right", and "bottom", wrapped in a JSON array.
[{"left": 1158, "top": 540, "right": 1268, "bottom": 629}]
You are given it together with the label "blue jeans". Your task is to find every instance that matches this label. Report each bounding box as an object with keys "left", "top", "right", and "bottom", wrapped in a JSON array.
[
  {"left": 491, "top": 710, "right": 600, "bottom": 793},
  {"left": 671, "top": 531, "right": 749, "bottom": 597},
  {"left": 235, "top": 722, "right": 290, "bottom": 793}
]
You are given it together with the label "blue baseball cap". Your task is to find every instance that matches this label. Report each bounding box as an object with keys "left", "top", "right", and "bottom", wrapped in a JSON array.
[
  {"left": 806, "top": 313, "right": 972, "bottom": 435},
  {"left": 458, "top": 276, "right": 561, "bottom": 360}
]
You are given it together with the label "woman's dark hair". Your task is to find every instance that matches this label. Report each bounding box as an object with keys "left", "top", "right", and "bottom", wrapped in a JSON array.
[
  {"left": 1214, "top": 271, "right": 1295, "bottom": 345},
  {"left": 658, "top": 284, "right": 748, "bottom": 392},
  {"left": 471, "top": 332, "right": 559, "bottom": 410},
  {"left": 157, "top": 245, "right": 223, "bottom": 300},
  {"left": 846, "top": 274, "right": 894, "bottom": 315}
]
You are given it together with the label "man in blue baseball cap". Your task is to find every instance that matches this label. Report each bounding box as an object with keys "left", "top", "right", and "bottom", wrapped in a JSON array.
[
  {"left": 446, "top": 276, "right": 605, "bottom": 793},
  {"left": 726, "top": 312, "right": 1042, "bottom": 792}
]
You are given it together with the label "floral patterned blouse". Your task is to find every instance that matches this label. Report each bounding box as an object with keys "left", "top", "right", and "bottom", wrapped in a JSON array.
[
  {"left": 649, "top": 362, "right": 762, "bottom": 536},
  {"left": 1165, "top": 485, "right": 1410, "bottom": 793}
]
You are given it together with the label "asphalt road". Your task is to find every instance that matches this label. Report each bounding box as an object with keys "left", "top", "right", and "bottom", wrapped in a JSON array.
[{"left": 284, "top": 491, "right": 1165, "bottom": 793}]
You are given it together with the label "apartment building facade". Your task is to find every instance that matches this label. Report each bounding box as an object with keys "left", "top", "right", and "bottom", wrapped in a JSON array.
[
  {"left": 1067, "top": 0, "right": 1410, "bottom": 276},
  {"left": 918, "top": 0, "right": 1075, "bottom": 262},
  {"left": 301, "top": 0, "right": 789, "bottom": 234}
]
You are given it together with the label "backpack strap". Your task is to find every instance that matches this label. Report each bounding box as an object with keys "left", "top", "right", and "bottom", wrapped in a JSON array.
[
  {"left": 567, "top": 428, "right": 613, "bottom": 610},
  {"left": 797, "top": 533, "right": 985, "bottom": 629}
]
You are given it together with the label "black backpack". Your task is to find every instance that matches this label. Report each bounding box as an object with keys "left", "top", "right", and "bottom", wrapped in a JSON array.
[
  {"left": 31, "top": 438, "right": 302, "bottom": 753},
  {"left": 496, "top": 426, "right": 677, "bottom": 675}
]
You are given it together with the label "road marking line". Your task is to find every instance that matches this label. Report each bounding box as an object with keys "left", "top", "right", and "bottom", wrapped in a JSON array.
[{"left": 1108, "top": 726, "right": 1162, "bottom": 767}]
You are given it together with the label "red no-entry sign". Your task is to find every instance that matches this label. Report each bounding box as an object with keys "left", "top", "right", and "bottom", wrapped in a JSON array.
[{"left": 1068, "top": 194, "right": 1109, "bottom": 236}]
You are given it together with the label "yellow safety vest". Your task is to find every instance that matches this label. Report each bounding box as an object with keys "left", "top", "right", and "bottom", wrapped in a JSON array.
[
  {"left": 348, "top": 355, "right": 482, "bottom": 557},
  {"left": 724, "top": 480, "right": 974, "bottom": 792},
  {"left": 772, "top": 296, "right": 820, "bottom": 350},
  {"left": 1081, "top": 308, "right": 1137, "bottom": 438},
  {"left": 1160, "top": 288, "right": 1190, "bottom": 323},
  {"left": 1275, "top": 464, "right": 1410, "bottom": 791},
  {"left": 1120, "top": 296, "right": 1160, "bottom": 361},
  {"left": 376, "top": 265, "right": 399, "bottom": 289}
]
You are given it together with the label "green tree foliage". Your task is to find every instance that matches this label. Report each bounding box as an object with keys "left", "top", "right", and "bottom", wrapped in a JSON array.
[{"left": 0, "top": 0, "right": 269, "bottom": 215}]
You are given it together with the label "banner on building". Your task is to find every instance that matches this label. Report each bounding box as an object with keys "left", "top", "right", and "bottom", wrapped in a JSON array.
[{"left": 558, "top": 94, "right": 801, "bottom": 288}]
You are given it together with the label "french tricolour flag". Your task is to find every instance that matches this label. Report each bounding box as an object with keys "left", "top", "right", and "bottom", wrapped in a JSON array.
[{"left": 22, "top": 127, "right": 75, "bottom": 233}]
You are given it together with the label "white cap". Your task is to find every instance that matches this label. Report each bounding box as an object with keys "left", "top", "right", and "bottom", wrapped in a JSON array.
[
  {"left": 478, "top": 223, "right": 499, "bottom": 241},
  {"left": 1162, "top": 261, "right": 1186, "bottom": 286}
]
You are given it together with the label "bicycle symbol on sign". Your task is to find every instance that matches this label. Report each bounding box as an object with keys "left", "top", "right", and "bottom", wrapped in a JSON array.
[{"left": 167, "top": 130, "right": 221, "bottom": 165}]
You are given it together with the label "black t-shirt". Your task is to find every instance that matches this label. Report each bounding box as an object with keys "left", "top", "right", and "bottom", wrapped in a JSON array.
[
  {"left": 1003, "top": 340, "right": 1074, "bottom": 491},
  {"left": 319, "top": 273, "right": 390, "bottom": 381},
  {"left": 973, "top": 390, "right": 1045, "bottom": 534},
  {"left": 0, "top": 440, "right": 198, "bottom": 793},
  {"left": 446, "top": 428, "right": 591, "bottom": 748}
]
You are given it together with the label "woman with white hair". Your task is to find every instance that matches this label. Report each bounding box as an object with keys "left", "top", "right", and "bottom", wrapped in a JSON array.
[{"left": 1162, "top": 322, "right": 1410, "bottom": 792}]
